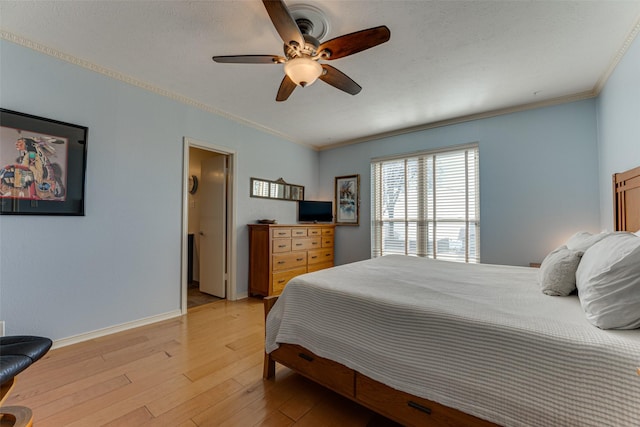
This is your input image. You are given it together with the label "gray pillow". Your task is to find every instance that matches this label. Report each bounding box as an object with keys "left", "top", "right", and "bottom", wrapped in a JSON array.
[
  {"left": 566, "top": 231, "right": 609, "bottom": 252},
  {"left": 576, "top": 233, "right": 640, "bottom": 329},
  {"left": 538, "top": 245, "right": 583, "bottom": 296}
]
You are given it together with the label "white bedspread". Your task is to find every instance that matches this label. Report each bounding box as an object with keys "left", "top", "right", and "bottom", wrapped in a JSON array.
[{"left": 266, "top": 255, "right": 640, "bottom": 427}]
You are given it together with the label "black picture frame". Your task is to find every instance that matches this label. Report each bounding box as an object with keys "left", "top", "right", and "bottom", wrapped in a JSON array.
[
  {"left": 0, "top": 109, "right": 88, "bottom": 215},
  {"left": 334, "top": 174, "right": 360, "bottom": 225}
]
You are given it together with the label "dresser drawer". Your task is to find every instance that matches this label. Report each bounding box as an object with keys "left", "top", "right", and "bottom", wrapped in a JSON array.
[
  {"left": 271, "top": 344, "right": 354, "bottom": 398},
  {"left": 307, "top": 261, "right": 333, "bottom": 273},
  {"left": 273, "top": 252, "right": 307, "bottom": 271},
  {"left": 307, "top": 228, "right": 322, "bottom": 236},
  {"left": 272, "top": 239, "right": 291, "bottom": 253},
  {"left": 272, "top": 267, "right": 306, "bottom": 294},
  {"left": 272, "top": 229, "right": 292, "bottom": 238},
  {"left": 308, "top": 248, "right": 334, "bottom": 265},
  {"left": 291, "top": 237, "right": 321, "bottom": 251},
  {"left": 292, "top": 228, "right": 307, "bottom": 237},
  {"left": 322, "top": 228, "right": 334, "bottom": 236},
  {"left": 321, "top": 236, "right": 334, "bottom": 248}
]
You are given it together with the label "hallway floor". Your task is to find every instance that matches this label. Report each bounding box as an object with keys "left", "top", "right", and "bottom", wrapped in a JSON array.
[{"left": 187, "top": 283, "right": 222, "bottom": 308}]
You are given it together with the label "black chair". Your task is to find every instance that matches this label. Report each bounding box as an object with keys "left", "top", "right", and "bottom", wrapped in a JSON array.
[{"left": 0, "top": 336, "right": 52, "bottom": 427}]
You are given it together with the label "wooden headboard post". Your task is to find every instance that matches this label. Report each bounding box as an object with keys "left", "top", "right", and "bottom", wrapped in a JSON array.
[{"left": 613, "top": 165, "right": 640, "bottom": 232}]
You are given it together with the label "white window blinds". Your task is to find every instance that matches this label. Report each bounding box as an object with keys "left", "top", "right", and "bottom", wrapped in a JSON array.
[{"left": 371, "top": 144, "right": 480, "bottom": 263}]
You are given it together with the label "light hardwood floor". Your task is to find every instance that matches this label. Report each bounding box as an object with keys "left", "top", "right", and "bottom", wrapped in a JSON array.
[{"left": 5, "top": 299, "right": 397, "bottom": 426}]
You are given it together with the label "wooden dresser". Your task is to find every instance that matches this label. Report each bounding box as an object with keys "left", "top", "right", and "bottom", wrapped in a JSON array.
[{"left": 248, "top": 224, "right": 335, "bottom": 296}]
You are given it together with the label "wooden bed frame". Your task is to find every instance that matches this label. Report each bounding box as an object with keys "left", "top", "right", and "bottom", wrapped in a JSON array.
[
  {"left": 263, "top": 165, "right": 640, "bottom": 427},
  {"left": 262, "top": 296, "right": 496, "bottom": 427}
]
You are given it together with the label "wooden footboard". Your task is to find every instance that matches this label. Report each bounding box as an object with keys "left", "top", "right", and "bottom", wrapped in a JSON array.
[{"left": 263, "top": 296, "right": 498, "bottom": 427}]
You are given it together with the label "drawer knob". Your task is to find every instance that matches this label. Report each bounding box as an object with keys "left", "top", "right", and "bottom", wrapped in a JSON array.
[
  {"left": 311, "top": 256, "right": 318, "bottom": 259},
  {"left": 325, "top": 253, "right": 331, "bottom": 257},
  {"left": 408, "top": 401, "right": 432, "bottom": 415},
  {"left": 278, "top": 261, "right": 285, "bottom": 264},
  {"left": 296, "top": 243, "right": 303, "bottom": 246},
  {"left": 296, "top": 258, "right": 303, "bottom": 261},
  {"left": 298, "top": 353, "right": 314, "bottom": 362},
  {"left": 312, "top": 242, "right": 318, "bottom": 245},
  {"left": 278, "top": 280, "right": 285, "bottom": 284},
  {"left": 278, "top": 245, "right": 286, "bottom": 248}
]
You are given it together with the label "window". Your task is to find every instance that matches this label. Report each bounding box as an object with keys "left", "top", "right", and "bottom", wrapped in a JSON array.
[{"left": 371, "top": 144, "right": 479, "bottom": 263}]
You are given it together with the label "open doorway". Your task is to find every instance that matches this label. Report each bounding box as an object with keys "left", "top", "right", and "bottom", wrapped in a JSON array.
[{"left": 181, "top": 138, "right": 237, "bottom": 312}]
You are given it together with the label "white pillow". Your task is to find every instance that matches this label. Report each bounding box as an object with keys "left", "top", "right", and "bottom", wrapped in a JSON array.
[
  {"left": 635, "top": 229, "right": 640, "bottom": 237},
  {"left": 566, "top": 231, "right": 609, "bottom": 252},
  {"left": 576, "top": 233, "right": 640, "bottom": 329},
  {"left": 538, "top": 245, "right": 583, "bottom": 296}
]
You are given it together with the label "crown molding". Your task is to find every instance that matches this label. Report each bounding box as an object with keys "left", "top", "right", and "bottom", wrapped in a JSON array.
[
  {"left": 317, "top": 90, "right": 597, "bottom": 151},
  {"left": 316, "top": 17, "right": 640, "bottom": 152},
  {"left": 0, "top": 30, "right": 316, "bottom": 150},
  {"left": 592, "top": 17, "right": 640, "bottom": 96}
]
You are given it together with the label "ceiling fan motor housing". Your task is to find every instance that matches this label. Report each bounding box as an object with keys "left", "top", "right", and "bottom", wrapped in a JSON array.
[
  {"left": 288, "top": 3, "right": 329, "bottom": 39},
  {"left": 296, "top": 18, "right": 314, "bottom": 36},
  {"left": 284, "top": 33, "right": 321, "bottom": 59}
]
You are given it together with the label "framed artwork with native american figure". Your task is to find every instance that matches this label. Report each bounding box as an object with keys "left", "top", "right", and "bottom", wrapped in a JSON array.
[{"left": 0, "top": 109, "right": 88, "bottom": 215}]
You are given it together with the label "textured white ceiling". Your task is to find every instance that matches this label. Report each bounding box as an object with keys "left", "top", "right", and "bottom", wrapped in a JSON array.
[{"left": 1, "top": 1, "right": 640, "bottom": 149}]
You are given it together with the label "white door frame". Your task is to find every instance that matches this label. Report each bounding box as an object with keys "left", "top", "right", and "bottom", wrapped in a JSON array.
[{"left": 181, "top": 137, "right": 237, "bottom": 313}]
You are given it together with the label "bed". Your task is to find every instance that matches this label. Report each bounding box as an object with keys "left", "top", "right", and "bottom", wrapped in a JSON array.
[{"left": 263, "top": 165, "right": 640, "bottom": 427}]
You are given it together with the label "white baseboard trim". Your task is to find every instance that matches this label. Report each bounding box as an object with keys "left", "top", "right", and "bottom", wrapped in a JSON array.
[
  {"left": 52, "top": 309, "right": 183, "bottom": 349},
  {"left": 233, "top": 292, "right": 249, "bottom": 301}
]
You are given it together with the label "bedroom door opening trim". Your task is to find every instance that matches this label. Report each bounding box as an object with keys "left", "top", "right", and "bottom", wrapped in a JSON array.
[{"left": 181, "top": 137, "right": 237, "bottom": 313}]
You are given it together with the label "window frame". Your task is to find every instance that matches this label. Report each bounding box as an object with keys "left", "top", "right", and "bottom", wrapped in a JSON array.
[{"left": 371, "top": 143, "right": 480, "bottom": 263}]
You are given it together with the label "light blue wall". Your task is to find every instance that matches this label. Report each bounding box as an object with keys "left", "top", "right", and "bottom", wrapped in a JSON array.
[
  {"left": 0, "top": 41, "right": 318, "bottom": 340},
  {"left": 596, "top": 33, "right": 640, "bottom": 230},
  {"left": 319, "top": 100, "right": 601, "bottom": 267}
]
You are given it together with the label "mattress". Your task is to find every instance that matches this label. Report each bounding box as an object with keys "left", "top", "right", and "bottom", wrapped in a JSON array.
[{"left": 266, "top": 255, "right": 640, "bottom": 427}]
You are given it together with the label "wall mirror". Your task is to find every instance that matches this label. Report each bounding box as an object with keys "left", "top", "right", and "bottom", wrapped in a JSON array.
[{"left": 251, "top": 177, "right": 304, "bottom": 201}]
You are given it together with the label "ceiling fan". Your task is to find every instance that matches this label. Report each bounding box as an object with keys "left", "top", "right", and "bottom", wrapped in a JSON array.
[{"left": 212, "top": 0, "right": 391, "bottom": 101}]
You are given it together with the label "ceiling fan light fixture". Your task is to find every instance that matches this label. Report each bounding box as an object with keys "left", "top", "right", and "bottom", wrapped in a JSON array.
[{"left": 284, "top": 57, "right": 323, "bottom": 87}]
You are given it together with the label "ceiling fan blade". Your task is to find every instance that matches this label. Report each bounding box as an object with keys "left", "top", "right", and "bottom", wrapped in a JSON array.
[
  {"left": 212, "top": 55, "right": 284, "bottom": 64},
  {"left": 276, "top": 75, "right": 297, "bottom": 102},
  {"left": 318, "top": 26, "right": 390, "bottom": 60},
  {"left": 262, "top": 0, "right": 305, "bottom": 47},
  {"left": 319, "top": 64, "right": 362, "bottom": 95}
]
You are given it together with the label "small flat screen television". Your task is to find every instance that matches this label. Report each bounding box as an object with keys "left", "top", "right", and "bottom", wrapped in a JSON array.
[{"left": 298, "top": 200, "right": 333, "bottom": 223}]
